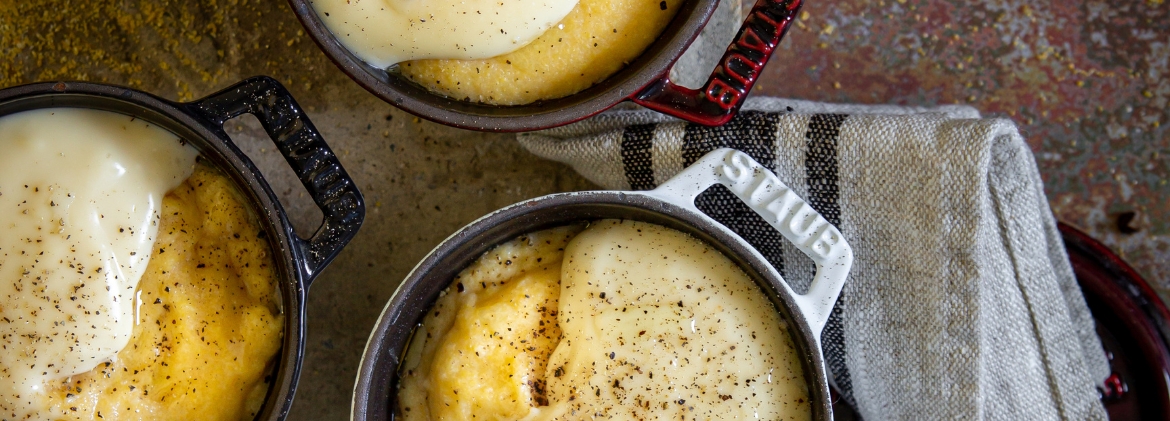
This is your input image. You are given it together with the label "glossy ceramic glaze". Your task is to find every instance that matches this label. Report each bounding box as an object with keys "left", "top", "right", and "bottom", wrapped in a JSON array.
[{"left": 1061, "top": 223, "right": 1170, "bottom": 420}]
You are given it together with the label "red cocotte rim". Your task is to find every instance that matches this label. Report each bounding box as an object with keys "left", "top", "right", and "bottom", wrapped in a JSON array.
[
  {"left": 286, "top": 0, "right": 803, "bottom": 132},
  {"left": 1060, "top": 223, "right": 1170, "bottom": 419}
]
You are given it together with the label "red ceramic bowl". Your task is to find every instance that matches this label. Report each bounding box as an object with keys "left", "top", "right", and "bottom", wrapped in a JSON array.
[
  {"left": 286, "top": 0, "right": 803, "bottom": 131},
  {"left": 1060, "top": 223, "right": 1170, "bottom": 419}
]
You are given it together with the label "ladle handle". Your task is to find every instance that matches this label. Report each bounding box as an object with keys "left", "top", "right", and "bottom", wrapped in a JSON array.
[
  {"left": 647, "top": 148, "right": 851, "bottom": 335},
  {"left": 187, "top": 76, "right": 365, "bottom": 287},
  {"left": 631, "top": 0, "right": 802, "bottom": 126}
]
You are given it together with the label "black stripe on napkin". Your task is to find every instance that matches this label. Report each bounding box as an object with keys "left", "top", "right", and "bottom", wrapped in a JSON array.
[
  {"left": 805, "top": 114, "right": 844, "bottom": 226},
  {"left": 621, "top": 123, "right": 657, "bottom": 190},
  {"left": 804, "top": 113, "right": 856, "bottom": 408},
  {"left": 680, "top": 111, "right": 786, "bottom": 276}
]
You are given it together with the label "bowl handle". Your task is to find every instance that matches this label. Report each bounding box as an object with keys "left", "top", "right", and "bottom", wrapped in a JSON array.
[
  {"left": 185, "top": 76, "right": 366, "bottom": 288},
  {"left": 631, "top": 0, "right": 802, "bottom": 126},
  {"left": 646, "top": 148, "right": 851, "bottom": 336}
]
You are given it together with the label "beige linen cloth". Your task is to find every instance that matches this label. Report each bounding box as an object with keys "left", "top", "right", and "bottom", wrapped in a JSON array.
[{"left": 516, "top": 97, "right": 1110, "bottom": 420}]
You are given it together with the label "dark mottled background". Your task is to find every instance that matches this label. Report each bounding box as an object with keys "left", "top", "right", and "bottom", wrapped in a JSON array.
[{"left": 1, "top": 0, "right": 1166, "bottom": 419}]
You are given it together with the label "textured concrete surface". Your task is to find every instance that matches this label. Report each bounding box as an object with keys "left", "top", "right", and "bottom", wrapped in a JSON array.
[{"left": 1, "top": 0, "right": 1166, "bottom": 420}]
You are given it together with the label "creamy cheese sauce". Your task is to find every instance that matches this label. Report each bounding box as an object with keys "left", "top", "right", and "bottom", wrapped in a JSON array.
[
  {"left": 539, "top": 220, "right": 810, "bottom": 420},
  {"left": 310, "top": 0, "right": 579, "bottom": 67},
  {"left": 0, "top": 108, "right": 197, "bottom": 420},
  {"left": 399, "top": 220, "right": 810, "bottom": 420}
]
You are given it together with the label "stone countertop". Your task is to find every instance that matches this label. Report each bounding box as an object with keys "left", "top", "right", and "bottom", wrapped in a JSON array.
[{"left": 1, "top": 0, "right": 1166, "bottom": 420}]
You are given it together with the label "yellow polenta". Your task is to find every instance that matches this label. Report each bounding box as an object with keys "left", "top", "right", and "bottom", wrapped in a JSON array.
[
  {"left": 43, "top": 163, "right": 284, "bottom": 421},
  {"left": 399, "top": 0, "right": 684, "bottom": 105},
  {"left": 397, "top": 226, "right": 583, "bottom": 421}
]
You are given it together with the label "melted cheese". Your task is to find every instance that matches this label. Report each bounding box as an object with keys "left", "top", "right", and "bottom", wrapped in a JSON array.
[
  {"left": 0, "top": 108, "right": 197, "bottom": 419},
  {"left": 537, "top": 220, "right": 810, "bottom": 420},
  {"left": 310, "top": 0, "right": 579, "bottom": 67}
]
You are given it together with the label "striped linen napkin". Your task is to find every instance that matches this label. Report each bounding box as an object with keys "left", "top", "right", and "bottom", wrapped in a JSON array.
[{"left": 517, "top": 97, "right": 1110, "bottom": 420}]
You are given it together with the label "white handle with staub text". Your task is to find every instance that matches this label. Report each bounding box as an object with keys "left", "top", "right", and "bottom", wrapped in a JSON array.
[{"left": 646, "top": 148, "right": 853, "bottom": 337}]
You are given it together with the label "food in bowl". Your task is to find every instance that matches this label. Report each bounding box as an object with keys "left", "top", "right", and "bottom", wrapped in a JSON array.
[
  {"left": 0, "top": 108, "right": 283, "bottom": 421},
  {"left": 397, "top": 219, "right": 810, "bottom": 420},
  {"left": 310, "top": 0, "right": 682, "bottom": 105},
  {"left": 308, "top": 0, "right": 579, "bottom": 66}
]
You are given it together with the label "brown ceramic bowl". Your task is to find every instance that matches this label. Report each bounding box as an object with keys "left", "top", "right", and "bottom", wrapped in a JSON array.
[{"left": 287, "top": 0, "right": 803, "bottom": 131}]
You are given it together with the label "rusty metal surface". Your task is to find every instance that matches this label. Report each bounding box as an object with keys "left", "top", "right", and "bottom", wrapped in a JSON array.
[
  {"left": 755, "top": 0, "right": 1169, "bottom": 299},
  {"left": 0, "top": 1, "right": 1167, "bottom": 419}
]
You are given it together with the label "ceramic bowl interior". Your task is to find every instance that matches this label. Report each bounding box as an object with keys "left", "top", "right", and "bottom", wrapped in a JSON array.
[{"left": 354, "top": 192, "right": 831, "bottom": 420}]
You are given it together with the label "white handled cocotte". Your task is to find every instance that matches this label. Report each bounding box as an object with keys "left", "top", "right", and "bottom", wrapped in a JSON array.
[{"left": 646, "top": 148, "right": 853, "bottom": 337}]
